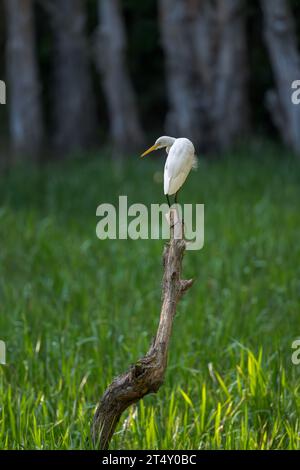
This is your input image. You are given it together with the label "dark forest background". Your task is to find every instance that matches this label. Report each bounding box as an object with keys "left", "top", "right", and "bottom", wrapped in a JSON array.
[
  {"left": 0, "top": 0, "right": 300, "bottom": 162},
  {"left": 1, "top": 1, "right": 300, "bottom": 451}
]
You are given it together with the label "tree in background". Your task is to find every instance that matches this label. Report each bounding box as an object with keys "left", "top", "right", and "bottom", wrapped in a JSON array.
[
  {"left": 212, "top": 0, "right": 249, "bottom": 151},
  {"left": 95, "top": 0, "right": 144, "bottom": 154},
  {"left": 159, "top": 0, "right": 248, "bottom": 153},
  {"left": 159, "top": 0, "right": 202, "bottom": 149},
  {"left": 2, "top": 0, "right": 300, "bottom": 159},
  {"left": 43, "top": 0, "right": 98, "bottom": 155},
  {"left": 4, "top": 0, "right": 44, "bottom": 158},
  {"left": 261, "top": 0, "right": 300, "bottom": 154}
]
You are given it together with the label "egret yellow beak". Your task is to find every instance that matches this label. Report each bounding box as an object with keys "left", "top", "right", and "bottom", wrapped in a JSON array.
[{"left": 141, "top": 144, "right": 159, "bottom": 157}]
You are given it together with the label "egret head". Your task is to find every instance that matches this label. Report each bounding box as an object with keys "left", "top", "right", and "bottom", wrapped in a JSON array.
[{"left": 141, "top": 136, "right": 176, "bottom": 157}]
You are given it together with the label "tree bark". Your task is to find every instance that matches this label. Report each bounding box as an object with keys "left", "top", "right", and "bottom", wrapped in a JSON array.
[
  {"left": 213, "top": 0, "right": 249, "bottom": 150},
  {"left": 91, "top": 211, "right": 194, "bottom": 449},
  {"left": 4, "top": 0, "right": 44, "bottom": 158},
  {"left": 95, "top": 0, "right": 144, "bottom": 154},
  {"left": 261, "top": 0, "right": 300, "bottom": 154},
  {"left": 159, "top": 0, "right": 248, "bottom": 153},
  {"left": 159, "top": 0, "right": 202, "bottom": 148},
  {"left": 44, "top": 0, "right": 98, "bottom": 155}
]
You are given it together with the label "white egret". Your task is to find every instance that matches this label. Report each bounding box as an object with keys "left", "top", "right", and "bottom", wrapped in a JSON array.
[{"left": 141, "top": 136, "right": 197, "bottom": 206}]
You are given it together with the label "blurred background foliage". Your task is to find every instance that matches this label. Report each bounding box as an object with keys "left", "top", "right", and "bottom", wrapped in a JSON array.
[
  {"left": 1, "top": 0, "right": 300, "bottom": 451},
  {"left": 0, "top": 0, "right": 300, "bottom": 160}
]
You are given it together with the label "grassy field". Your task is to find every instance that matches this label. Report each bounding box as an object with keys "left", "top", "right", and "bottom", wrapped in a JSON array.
[{"left": 0, "top": 143, "right": 300, "bottom": 449}]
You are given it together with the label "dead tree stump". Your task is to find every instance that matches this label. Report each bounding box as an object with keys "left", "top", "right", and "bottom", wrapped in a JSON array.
[{"left": 91, "top": 210, "right": 194, "bottom": 449}]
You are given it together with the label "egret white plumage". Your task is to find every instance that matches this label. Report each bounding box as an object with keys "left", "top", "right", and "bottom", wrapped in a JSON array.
[{"left": 141, "top": 136, "right": 197, "bottom": 206}]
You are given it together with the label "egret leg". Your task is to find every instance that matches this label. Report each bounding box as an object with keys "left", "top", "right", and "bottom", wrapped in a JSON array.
[
  {"left": 166, "top": 194, "right": 171, "bottom": 207},
  {"left": 175, "top": 190, "right": 184, "bottom": 225}
]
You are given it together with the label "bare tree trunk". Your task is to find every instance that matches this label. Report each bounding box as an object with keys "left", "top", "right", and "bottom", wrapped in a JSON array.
[
  {"left": 213, "top": 0, "right": 249, "bottom": 150},
  {"left": 4, "top": 0, "right": 44, "bottom": 158},
  {"left": 191, "top": 0, "right": 216, "bottom": 151},
  {"left": 159, "top": 0, "right": 248, "bottom": 153},
  {"left": 261, "top": 0, "right": 300, "bottom": 154},
  {"left": 159, "top": 0, "right": 202, "bottom": 148},
  {"left": 95, "top": 0, "right": 144, "bottom": 154},
  {"left": 91, "top": 212, "right": 194, "bottom": 449},
  {"left": 44, "top": 0, "right": 97, "bottom": 155}
]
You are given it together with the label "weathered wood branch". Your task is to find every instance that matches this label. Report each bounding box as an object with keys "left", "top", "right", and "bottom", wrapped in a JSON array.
[{"left": 91, "top": 211, "right": 194, "bottom": 449}]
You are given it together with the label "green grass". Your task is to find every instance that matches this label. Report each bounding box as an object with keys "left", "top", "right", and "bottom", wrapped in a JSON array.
[{"left": 0, "top": 142, "right": 300, "bottom": 449}]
